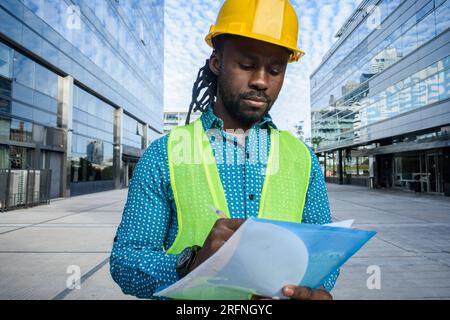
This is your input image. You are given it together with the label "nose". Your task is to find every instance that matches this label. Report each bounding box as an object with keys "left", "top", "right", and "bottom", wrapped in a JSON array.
[{"left": 249, "top": 67, "right": 269, "bottom": 92}]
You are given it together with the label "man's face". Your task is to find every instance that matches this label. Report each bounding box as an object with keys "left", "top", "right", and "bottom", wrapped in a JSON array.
[{"left": 213, "top": 36, "right": 290, "bottom": 126}]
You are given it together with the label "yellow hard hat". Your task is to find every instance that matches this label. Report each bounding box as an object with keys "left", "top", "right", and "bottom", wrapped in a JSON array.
[{"left": 205, "top": 0, "right": 304, "bottom": 63}]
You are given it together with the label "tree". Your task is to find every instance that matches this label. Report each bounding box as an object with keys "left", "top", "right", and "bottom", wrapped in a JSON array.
[
  {"left": 294, "top": 121, "right": 305, "bottom": 141},
  {"left": 311, "top": 136, "right": 323, "bottom": 151}
]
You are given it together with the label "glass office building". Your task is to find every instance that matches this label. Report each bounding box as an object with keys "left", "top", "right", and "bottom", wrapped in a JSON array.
[
  {"left": 0, "top": 0, "right": 164, "bottom": 200},
  {"left": 311, "top": 0, "right": 450, "bottom": 196}
]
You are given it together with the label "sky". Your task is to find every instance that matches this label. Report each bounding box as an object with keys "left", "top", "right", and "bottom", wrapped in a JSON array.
[{"left": 164, "top": 0, "right": 363, "bottom": 139}]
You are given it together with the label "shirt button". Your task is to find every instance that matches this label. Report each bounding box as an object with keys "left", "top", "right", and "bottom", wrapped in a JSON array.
[{"left": 249, "top": 194, "right": 254, "bottom": 200}]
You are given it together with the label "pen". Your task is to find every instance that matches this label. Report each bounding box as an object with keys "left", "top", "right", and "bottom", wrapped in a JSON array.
[{"left": 209, "top": 205, "right": 228, "bottom": 219}]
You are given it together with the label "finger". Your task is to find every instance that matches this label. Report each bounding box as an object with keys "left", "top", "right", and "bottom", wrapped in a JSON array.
[
  {"left": 283, "top": 285, "right": 313, "bottom": 300},
  {"left": 283, "top": 285, "right": 332, "bottom": 300},
  {"left": 312, "top": 288, "right": 333, "bottom": 300},
  {"left": 220, "top": 218, "right": 246, "bottom": 231},
  {"left": 210, "top": 226, "right": 235, "bottom": 242}
]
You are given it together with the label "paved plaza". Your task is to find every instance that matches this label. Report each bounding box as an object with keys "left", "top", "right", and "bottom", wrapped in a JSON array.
[{"left": 0, "top": 184, "right": 449, "bottom": 300}]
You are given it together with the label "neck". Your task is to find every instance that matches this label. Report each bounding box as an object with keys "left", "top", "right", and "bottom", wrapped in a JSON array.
[{"left": 213, "top": 97, "right": 254, "bottom": 131}]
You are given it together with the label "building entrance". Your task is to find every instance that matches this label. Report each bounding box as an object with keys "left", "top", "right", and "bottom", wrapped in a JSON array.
[
  {"left": 391, "top": 150, "right": 444, "bottom": 194},
  {"left": 424, "top": 152, "right": 444, "bottom": 194}
]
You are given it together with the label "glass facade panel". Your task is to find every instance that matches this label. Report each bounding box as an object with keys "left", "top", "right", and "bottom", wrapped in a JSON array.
[
  {"left": 416, "top": 1, "right": 434, "bottom": 22},
  {"left": 34, "top": 63, "right": 58, "bottom": 98},
  {"left": 416, "top": 11, "right": 436, "bottom": 48},
  {"left": 311, "top": 0, "right": 449, "bottom": 116},
  {"left": 0, "top": 41, "right": 13, "bottom": 78},
  {"left": 0, "top": 76, "right": 12, "bottom": 104},
  {"left": 312, "top": 0, "right": 449, "bottom": 152},
  {"left": 13, "top": 51, "right": 34, "bottom": 88},
  {"left": 344, "top": 152, "right": 357, "bottom": 177},
  {"left": 435, "top": 0, "right": 450, "bottom": 34},
  {"left": 123, "top": 113, "right": 144, "bottom": 149},
  {"left": 0, "top": 0, "right": 165, "bottom": 197},
  {"left": 71, "top": 86, "right": 114, "bottom": 183},
  {"left": 17, "top": 0, "right": 164, "bottom": 130},
  {"left": 313, "top": 53, "right": 450, "bottom": 150},
  {"left": 7, "top": 46, "right": 59, "bottom": 127},
  {"left": 9, "top": 145, "right": 32, "bottom": 169},
  {"left": 358, "top": 157, "right": 370, "bottom": 176},
  {"left": 10, "top": 118, "right": 33, "bottom": 143}
]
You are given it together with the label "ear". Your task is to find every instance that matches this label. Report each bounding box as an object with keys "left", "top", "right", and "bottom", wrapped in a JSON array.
[{"left": 209, "top": 50, "right": 221, "bottom": 76}]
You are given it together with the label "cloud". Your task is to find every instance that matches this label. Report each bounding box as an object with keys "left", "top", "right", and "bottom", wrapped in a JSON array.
[{"left": 164, "top": 0, "right": 362, "bottom": 139}]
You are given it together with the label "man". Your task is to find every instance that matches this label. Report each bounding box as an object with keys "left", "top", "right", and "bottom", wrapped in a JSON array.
[{"left": 111, "top": 0, "right": 338, "bottom": 300}]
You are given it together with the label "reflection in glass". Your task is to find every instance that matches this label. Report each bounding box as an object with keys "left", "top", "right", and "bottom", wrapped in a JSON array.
[
  {"left": 10, "top": 118, "right": 33, "bottom": 142},
  {"left": 123, "top": 113, "right": 144, "bottom": 149},
  {"left": 0, "top": 117, "right": 10, "bottom": 141},
  {"left": 70, "top": 135, "right": 114, "bottom": 183},
  {"left": 13, "top": 52, "right": 34, "bottom": 88},
  {"left": 435, "top": 0, "right": 450, "bottom": 35},
  {"left": 9, "top": 145, "right": 31, "bottom": 169},
  {"left": 0, "top": 42, "right": 13, "bottom": 78},
  {"left": 416, "top": 11, "right": 436, "bottom": 48}
]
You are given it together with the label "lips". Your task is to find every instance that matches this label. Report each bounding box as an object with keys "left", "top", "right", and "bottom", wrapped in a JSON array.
[{"left": 243, "top": 97, "right": 268, "bottom": 108}]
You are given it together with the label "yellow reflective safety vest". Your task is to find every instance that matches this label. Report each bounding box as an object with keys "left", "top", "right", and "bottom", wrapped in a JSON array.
[{"left": 166, "top": 118, "right": 311, "bottom": 255}]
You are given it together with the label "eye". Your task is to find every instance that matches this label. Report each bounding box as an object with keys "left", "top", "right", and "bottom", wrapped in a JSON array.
[
  {"left": 269, "top": 68, "right": 281, "bottom": 76},
  {"left": 239, "top": 63, "right": 254, "bottom": 70}
]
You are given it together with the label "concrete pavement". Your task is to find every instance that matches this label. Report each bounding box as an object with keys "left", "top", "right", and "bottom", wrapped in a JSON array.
[
  {"left": 329, "top": 184, "right": 450, "bottom": 299},
  {"left": 0, "top": 184, "right": 449, "bottom": 300}
]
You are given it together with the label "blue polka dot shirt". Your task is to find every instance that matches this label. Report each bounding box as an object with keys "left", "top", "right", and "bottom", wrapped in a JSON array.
[{"left": 110, "top": 105, "right": 339, "bottom": 299}]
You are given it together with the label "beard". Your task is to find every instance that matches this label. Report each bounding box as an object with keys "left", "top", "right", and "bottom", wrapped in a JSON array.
[{"left": 217, "top": 74, "right": 275, "bottom": 126}]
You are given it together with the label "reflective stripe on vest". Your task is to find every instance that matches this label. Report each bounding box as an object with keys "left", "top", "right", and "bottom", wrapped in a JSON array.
[{"left": 166, "top": 119, "right": 311, "bottom": 255}]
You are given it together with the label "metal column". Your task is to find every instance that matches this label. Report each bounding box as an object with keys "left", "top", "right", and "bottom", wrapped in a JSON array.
[
  {"left": 113, "top": 107, "right": 123, "bottom": 190},
  {"left": 58, "top": 76, "right": 73, "bottom": 198}
]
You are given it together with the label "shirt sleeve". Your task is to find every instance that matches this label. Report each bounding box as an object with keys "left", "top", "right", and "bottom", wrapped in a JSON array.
[
  {"left": 109, "top": 136, "right": 180, "bottom": 299},
  {"left": 301, "top": 146, "right": 340, "bottom": 292}
]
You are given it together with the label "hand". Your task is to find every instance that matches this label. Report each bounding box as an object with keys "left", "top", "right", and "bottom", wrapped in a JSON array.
[
  {"left": 282, "top": 285, "right": 332, "bottom": 300},
  {"left": 188, "top": 218, "right": 246, "bottom": 272},
  {"left": 251, "top": 285, "right": 332, "bottom": 300}
]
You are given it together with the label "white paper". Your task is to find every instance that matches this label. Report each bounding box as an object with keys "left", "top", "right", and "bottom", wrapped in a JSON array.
[
  {"left": 155, "top": 218, "right": 358, "bottom": 300},
  {"left": 155, "top": 218, "right": 309, "bottom": 299},
  {"left": 325, "top": 219, "right": 354, "bottom": 228}
]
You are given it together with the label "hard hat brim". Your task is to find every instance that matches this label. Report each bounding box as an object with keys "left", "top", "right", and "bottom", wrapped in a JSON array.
[{"left": 205, "top": 30, "right": 305, "bottom": 63}]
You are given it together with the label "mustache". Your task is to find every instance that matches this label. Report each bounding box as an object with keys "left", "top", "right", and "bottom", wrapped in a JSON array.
[{"left": 240, "top": 92, "right": 271, "bottom": 103}]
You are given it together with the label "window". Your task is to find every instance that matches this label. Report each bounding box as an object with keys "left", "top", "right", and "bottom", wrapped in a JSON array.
[
  {"left": 416, "top": 1, "right": 434, "bottom": 23},
  {"left": 435, "top": 0, "right": 450, "bottom": 35},
  {"left": 416, "top": 11, "right": 436, "bottom": 48},
  {"left": 439, "top": 69, "right": 450, "bottom": 100},
  {"left": 34, "top": 63, "right": 58, "bottom": 98},
  {"left": 0, "top": 76, "right": 12, "bottom": 101},
  {"left": 358, "top": 157, "right": 370, "bottom": 176},
  {"left": 9, "top": 146, "right": 32, "bottom": 169},
  {"left": 0, "top": 117, "right": 10, "bottom": 140},
  {"left": 123, "top": 113, "right": 144, "bottom": 149},
  {"left": 72, "top": 86, "right": 114, "bottom": 144},
  {"left": 0, "top": 144, "right": 8, "bottom": 169},
  {"left": 402, "top": 25, "right": 417, "bottom": 57},
  {"left": 344, "top": 152, "right": 357, "bottom": 177},
  {"left": 10, "top": 118, "right": 33, "bottom": 142},
  {"left": 387, "top": 0, "right": 401, "bottom": 14},
  {"left": 43, "top": 0, "right": 62, "bottom": 34},
  {"left": 22, "top": 26, "right": 43, "bottom": 56},
  {"left": 427, "top": 74, "right": 440, "bottom": 104},
  {"left": 70, "top": 135, "right": 114, "bottom": 183},
  {"left": 435, "top": 0, "right": 446, "bottom": 7},
  {"left": 0, "top": 42, "right": 12, "bottom": 78},
  {"left": 13, "top": 52, "right": 34, "bottom": 88}
]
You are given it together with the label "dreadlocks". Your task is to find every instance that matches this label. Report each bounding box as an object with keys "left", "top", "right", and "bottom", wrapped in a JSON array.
[
  {"left": 186, "top": 35, "right": 233, "bottom": 125},
  {"left": 185, "top": 59, "right": 217, "bottom": 125}
]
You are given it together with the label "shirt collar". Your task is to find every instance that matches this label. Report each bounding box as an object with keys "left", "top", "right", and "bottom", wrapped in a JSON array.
[{"left": 200, "top": 102, "right": 278, "bottom": 131}]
